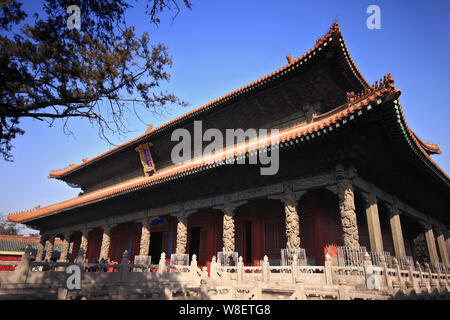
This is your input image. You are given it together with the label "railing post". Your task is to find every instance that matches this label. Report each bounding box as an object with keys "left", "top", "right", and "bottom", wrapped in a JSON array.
[
  {"left": 445, "top": 265, "right": 450, "bottom": 290},
  {"left": 202, "top": 267, "right": 208, "bottom": 280},
  {"left": 158, "top": 252, "right": 166, "bottom": 275},
  {"left": 190, "top": 254, "right": 198, "bottom": 268},
  {"left": 363, "top": 252, "right": 372, "bottom": 288},
  {"left": 295, "top": 281, "right": 306, "bottom": 300},
  {"left": 119, "top": 250, "right": 129, "bottom": 282},
  {"left": 392, "top": 257, "right": 403, "bottom": 292},
  {"left": 262, "top": 255, "right": 270, "bottom": 284},
  {"left": 379, "top": 256, "right": 390, "bottom": 289},
  {"left": 406, "top": 263, "right": 417, "bottom": 291},
  {"left": 14, "top": 245, "right": 32, "bottom": 283},
  {"left": 200, "top": 277, "right": 209, "bottom": 299},
  {"left": 57, "top": 288, "right": 68, "bottom": 300},
  {"left": 438, "top": 264, "right": 448, "bottom": 290},
  {"left": 424, "top": 263, "right": 435, "bottom": 292},
  {"left": 291, "top": 254, "right": 298, "bottom": 284},
  {"left": 164, "top": 287, "right": 173, "bottom": 300},
  {"left": 237, "top": 256, "right": 244, "bottom": 284},
  {"left": 324, "top": 253, "right": 333, "bottom": 286},
  {"left": 416, "top": 262, "right": 427, "bottom": 291},
  {"left": 338, "top": 279, "right": 349, "bottom": 300},
  {"left": 436, "top": 265, "right": 443, "bottom": 292},
  {"left": 75, "top": 248, "right": 86, "bottom": 268},
  {"left": 190, "top": 254, "right": 198, "bottom": 283},
  {"left": 210, "top": 256, "right": 217, "bottom": 282},
  {"left": 254, "top": 280, "right": 262, "bottom": 300}
]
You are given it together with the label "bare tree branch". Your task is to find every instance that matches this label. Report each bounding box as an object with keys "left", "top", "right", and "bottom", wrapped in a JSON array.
[{"left": 0, "top": 0, "right": 192, "bottom": 161}]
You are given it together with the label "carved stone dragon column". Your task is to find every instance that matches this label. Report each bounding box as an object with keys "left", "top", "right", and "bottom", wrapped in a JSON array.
[
  {"left": 59, "top": 232, "right": 71, "bottom": 261},
  {"left": 44, "top": 235, "right": 55, "bottom": 261},
  {"left": 175, "top": 213, "right": 188, "bottom": 254},
  {"left": 35, "top": 235, "right": 48, "bottom": 262},
  {"left": 79, "top": 228, "right": 89, "bottom": 260},
  {"left": 283, "top": 184, "right": 301, "bottom": 249},
  {"left": 336, "top": 166, "right": 360, "bottom": 247},
  {"left": 139, "top": 219, "right": 151, "bottom": 256},
  {"left": 223, "top": 201, "right": 236, "bottom": 252},
  {"left": 99, "top": 224, "right": 112, "bottom": 260}
]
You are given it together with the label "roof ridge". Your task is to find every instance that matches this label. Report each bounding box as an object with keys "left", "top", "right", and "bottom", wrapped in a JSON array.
[{"left": 345, "top": 73, "right": 395, "bottom": 104}]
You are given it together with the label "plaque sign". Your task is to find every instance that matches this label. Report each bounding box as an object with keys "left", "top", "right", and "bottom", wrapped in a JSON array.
[{"left": 135, "top": 142, "right": 156, "bottom": 177}]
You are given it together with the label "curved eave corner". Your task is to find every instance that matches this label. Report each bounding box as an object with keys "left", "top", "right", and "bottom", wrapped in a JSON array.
[
  {"left": 410, "top": 131, "right": 441, "bottom": 155},
  {"left": 389, "top": 100, "right": 449, "bottom": 187}
]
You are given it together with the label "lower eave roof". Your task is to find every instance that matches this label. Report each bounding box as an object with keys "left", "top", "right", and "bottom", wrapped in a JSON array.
[{"left": 8, "top": 77, "right": 450, "bottom": 224}]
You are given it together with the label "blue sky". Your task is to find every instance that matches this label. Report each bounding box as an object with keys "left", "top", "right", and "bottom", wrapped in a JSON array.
[{"left": 1, "top": 0, "right": 449, "bottom": 234}]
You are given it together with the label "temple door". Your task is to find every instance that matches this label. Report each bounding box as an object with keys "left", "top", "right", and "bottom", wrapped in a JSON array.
[
  {"left": 235, "top": 221, "right": 243, "bottom": 259},
  {"left": 69, "top": 232, "right": 81, "bottom": 262},
  {"left": 86, "top": 229, "right": 102, "bottom": 262},
  {"left": 264, "top": 216, "right": 286, "bottom": 260},
  {"left": 198, "top": 226, "right": 208, "bottom": 264}
]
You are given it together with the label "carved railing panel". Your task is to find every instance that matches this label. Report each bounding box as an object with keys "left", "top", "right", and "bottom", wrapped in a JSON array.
[{"left": 1, "top": 250, "right": 449, "bottom": 300}]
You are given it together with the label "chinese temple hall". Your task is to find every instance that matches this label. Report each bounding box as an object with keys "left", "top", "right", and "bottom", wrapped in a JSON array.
[{"left": 8, "top": 22, "right": 450, "bottom": 272}]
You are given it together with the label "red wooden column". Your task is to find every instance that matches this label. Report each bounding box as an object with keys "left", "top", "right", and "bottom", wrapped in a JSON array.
[
  {"left": 216, "top": 211, "right": 224, "bottom": 253},
  {"left": 379, "top": 205, "right": 395, "bottom": 256},
  {"left": 169, "top": 217, "right": 177, "bottom": 256},
  {"left": 144, "top": 218, "right": 171, "bottom": 264},
  {"left": 69, "top": 232, "right": 81, "bottom": 262},
  {"left": 205, "top": 210, "right": 219, "bottom": 274},
  {"left": 86, "top": 228, "right": 103, "bottom": 262},
  {"left": 130, "top": 223, "right": 141, "bottom": 262},
  {"left": 165, "top": 218, "right": 174, "bottom": 264},
  {"left": 185, "top": 216, "right": 192, "bottom": 259},
  {"left": 109, "top": 222, "right": 138, "bottom": 262},
  {"left": 205, "top": 212, "right": 213, "bottom": 260},
  {"left": 297, "top": 190, "right": 343, "bottom": 265},
  {"left": 251, "top": 204, "right": 264, "bottom": 266},
  {"left": 186, "top": 211, "right": 218, "bottom": 266},
  {"left": 309, "top": 197, "right": 327, "bottom": 266},
  {"left": 261, "top": 199, "right": 285, "bottom": 261}
]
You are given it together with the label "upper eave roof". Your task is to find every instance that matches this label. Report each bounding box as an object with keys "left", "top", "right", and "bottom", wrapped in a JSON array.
[
  {"left": 9, "top": 75, "right": 449, "bottom": 224},
  {"left": 47, "top": 21, "right": 370, "bottom": 180},
  {"left": 410, "top": 131, "right": 441, "bottom": 155}
]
